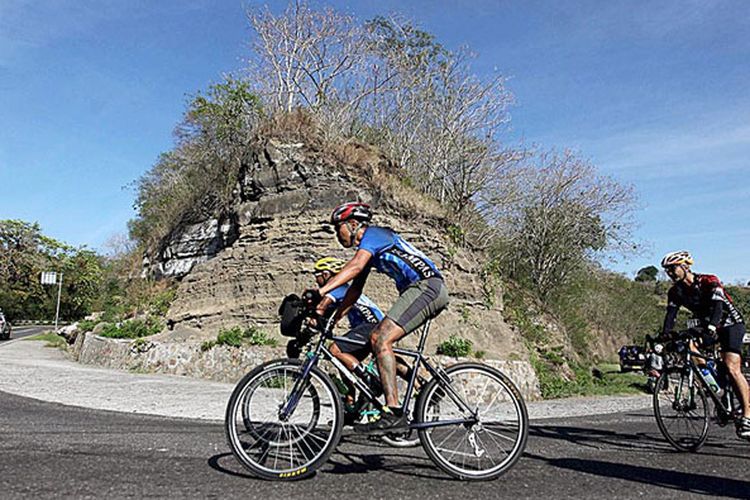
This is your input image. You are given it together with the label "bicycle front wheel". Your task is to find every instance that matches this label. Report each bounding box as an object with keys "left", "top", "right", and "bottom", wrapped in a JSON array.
[
  {"left": 415, "top": 362, "right": 528, "bottom": 480},
  {"left": 653, "top": 367, "right": 709, "bottom": 452},
  {"left": 225, "top": 359, "right": 343, "bottom": 480}
]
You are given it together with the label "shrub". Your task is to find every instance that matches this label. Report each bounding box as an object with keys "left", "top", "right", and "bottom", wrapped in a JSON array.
[
  {"left": 201, "top": 325, "right": 278, "bottom": 351},
  {"left": 436, "top": 335, "right": 473, "bottom": 357},
  {"left": 77, "top": 319, "right": 97, "bottom": 333},
  {"left": 98, "top": 318, "right": 163, "bottom": 339},
  {"left": 148, "top": 288, "right": 177, "bottom": 316}
]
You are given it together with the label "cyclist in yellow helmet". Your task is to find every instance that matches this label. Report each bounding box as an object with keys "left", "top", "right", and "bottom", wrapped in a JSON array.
[{"left": 312, "top": 257, "right": 385, "bottom": 408}]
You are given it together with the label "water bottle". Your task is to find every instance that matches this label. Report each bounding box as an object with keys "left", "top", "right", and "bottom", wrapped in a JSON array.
[
  {"left": 707, "top": 360, "right": 725, "bottom": 396},
  {"left": 329, "top": 371, "right": 350, "bottom": 396},
  {"left": 700, "top": 367, "right": 721, "bottom": 393}
]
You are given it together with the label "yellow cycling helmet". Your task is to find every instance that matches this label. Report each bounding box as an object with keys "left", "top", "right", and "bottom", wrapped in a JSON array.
[{"left": 314, "top": 257, "right": 346, "bottom": 274}]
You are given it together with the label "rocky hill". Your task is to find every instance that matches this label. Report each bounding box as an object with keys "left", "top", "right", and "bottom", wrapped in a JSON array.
[{"left": 149, "top": 137, "right": 530, "bottom": 361}]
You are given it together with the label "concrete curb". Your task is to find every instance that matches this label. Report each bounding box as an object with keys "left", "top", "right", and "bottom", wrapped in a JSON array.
[{"left": 0, "top": 339, "right": 651, "bottom": 422}]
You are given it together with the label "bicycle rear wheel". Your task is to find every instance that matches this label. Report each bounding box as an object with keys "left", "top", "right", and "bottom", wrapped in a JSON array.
[
  {"left": 653, "top": 367, "right": 709, "bottom": 452},
  {"left": 225, "top": 359, "right": 343, "bottom": 480},
  {"left": 415, "top": 362, "right": 528, "bottom": 480}
]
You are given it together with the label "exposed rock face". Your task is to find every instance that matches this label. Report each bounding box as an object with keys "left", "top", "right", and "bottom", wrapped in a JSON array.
[
  {"left": 151, "top": 214, "right": 239, "bottom": 279},
  {"left": 157, "top": 139, "right": 530, "bottom": 362}
]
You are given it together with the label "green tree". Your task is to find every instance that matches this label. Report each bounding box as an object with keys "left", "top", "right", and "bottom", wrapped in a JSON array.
[
  {"left": 635, "top": 265, "right": 659, "bottom": 282},
  {"left": 131, "top": 77, "right": 262, "bottom": 251},
  {"left": 0, "top": 220, "right": 103, "bottom": 321},
  {"left": 495, "top": 150, "right": 636, "bottom": 300}
]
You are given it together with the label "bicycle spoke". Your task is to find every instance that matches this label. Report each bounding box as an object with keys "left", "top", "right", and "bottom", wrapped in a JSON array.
[
  {"left": 420, "top": 364, "right": 527, "bottom": 479},
  {"left": 483, "top": 427, "right": 520, "bottom": 444},
  {"left": 226, "top": 362, "right": 342, "bottom": 478}
]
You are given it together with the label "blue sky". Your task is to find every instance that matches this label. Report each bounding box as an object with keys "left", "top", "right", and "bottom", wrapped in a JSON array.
[{"left": 1, "top": 1, "right": 748, "bottom": 284}]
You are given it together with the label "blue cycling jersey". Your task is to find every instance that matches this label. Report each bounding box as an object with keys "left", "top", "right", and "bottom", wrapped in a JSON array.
[
  {"left": 327, "top": 285, "right": 384, "bottom": 328},
  {"left": 357, "top": 226, "right": 442, "bottom": 293}
]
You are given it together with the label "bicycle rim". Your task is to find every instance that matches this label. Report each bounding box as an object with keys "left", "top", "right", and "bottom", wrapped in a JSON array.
[
  {"left": 653, "top": 368, "right": 709, "bottom": 452},
  {"left": 225, "top": 360, "right": 343, "bottom": 480},
  {"left": 417, "top": 362, "right": 528, "bottom": 480}
]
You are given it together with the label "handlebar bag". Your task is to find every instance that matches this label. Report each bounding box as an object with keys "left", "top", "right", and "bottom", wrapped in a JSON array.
[{"left": 278, "top": 293, "right": 307, "bottom": 338}]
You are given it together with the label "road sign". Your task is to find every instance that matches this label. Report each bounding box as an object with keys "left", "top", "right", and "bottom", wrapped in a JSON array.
[
  {"left": 41, "top": 271, "right": 58, "bottom": 285},
  {"left": 41, "top": 271, "right": 63, "bottom": 331}
]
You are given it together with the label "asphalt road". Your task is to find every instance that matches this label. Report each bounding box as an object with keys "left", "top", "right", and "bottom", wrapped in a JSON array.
[
  {"left": 0, "top": 324, "right": 52, "bottom": 341},
  {"left": 1, "top": 391, "right": 748, "bottom": 499}
]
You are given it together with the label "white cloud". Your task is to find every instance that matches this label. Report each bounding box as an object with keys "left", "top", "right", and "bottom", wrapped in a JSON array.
[{"left": 580, "top": 112, "right": 750, "bottom": 180}]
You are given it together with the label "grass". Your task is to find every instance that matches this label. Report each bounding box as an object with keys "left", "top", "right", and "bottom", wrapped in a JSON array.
[
  {"left": 23, "top": 332, "right": 67, "bottom": 349},
  {"left": 532, "top": 353, "right": 646, "bottom": 399},
  {"left": 201, "top": 325, "right": 279, "bottom": 352},
  {"left": 436, "top": 335, "right": 473, "bottom": 358}
]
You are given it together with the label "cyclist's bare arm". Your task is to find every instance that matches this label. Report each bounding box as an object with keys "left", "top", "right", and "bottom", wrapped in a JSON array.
[
  {"left": 334, "top": 267, "right": 370, "bottom": 323},
  {"left": 319, "top": 249, "right": 372, "bottom": 295},
  {"left": 309, "top": 295, "right": 352, "bottom": 328}
]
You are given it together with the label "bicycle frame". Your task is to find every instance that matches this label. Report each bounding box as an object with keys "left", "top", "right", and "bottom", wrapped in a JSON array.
[
  {"left": 280, "top": 318, "right": 479, "bottom": 429},
  {"left": 674, "top": 341, "right": 735, "bottom": 421}
]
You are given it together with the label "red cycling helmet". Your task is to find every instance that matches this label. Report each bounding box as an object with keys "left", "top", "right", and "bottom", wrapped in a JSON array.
[{"left": 330, "top": 202, "right": 372, "bottom": 225}]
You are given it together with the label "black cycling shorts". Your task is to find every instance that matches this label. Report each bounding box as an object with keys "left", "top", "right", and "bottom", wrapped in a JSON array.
[
  {"left": 333, "top": 323, "right": 375, "bottom": 360},
  {"left": 720, "top": 323, "right": 746, "bottom": 355}
]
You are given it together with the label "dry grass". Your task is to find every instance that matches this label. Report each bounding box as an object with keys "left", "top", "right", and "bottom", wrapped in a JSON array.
[
  {"left": 256, "top": 108, "right": 324, "bottom": 149},
  {"left": 326, "top": 139, "right": 451, "bottom": 226},
  {"left": 256, "top": 109, "right": 452, "bottom": 228}
]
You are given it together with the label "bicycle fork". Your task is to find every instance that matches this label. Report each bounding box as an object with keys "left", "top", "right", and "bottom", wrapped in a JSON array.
[{"left": 278, "top": 354, "right": 318, "bottom": 421}]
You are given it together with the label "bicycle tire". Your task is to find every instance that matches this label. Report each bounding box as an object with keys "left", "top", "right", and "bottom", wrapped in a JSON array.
[
  {"left": 241, "top": 360, "right": 321, "bottom": 445},
  {"left": 415, "top": 362, "right": 528, "bottom": 480},
  {"left": 653, "top": 366, "right": 709, "bottom": 452},
  {"left": 225, "top": 358, "right": 343, "bottom": 480}
]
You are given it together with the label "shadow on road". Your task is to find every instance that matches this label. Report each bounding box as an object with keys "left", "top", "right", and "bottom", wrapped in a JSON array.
[
  {"left": 531, "top": 422, "right": 750, "bottom": 460},
  {"left": 539, "top": 456, "right": 750, "bottom": 498},
  {"left": 530, "top": 423, "right": 670, "bottom": 453},
  {"left": 207, "top": 452, "right": 256, "bottom": 479}
]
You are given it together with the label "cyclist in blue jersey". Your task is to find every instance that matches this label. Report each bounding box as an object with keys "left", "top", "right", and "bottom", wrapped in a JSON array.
[{"left": 316, "top": 202, "right": 449, "bottom": 433}]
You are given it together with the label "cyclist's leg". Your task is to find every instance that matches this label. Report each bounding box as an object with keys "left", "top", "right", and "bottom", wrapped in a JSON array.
[
  {"left": 332, "top": 324, "right": 373, "bottom": 369},
  {"left": 371, "top": 319, "right": 407, "bottom": 407},
  {"left": 720, "top": 325, "right": 750, "bottom": 434},
  {"left": 374, "top": 277, "right": 449, "bottom": 407},
  {"left": 330, "top": 342, "right": 360, "bottom": 371},
  {"left": 331, "top": 326, "right": 373, "bottom": 403}
]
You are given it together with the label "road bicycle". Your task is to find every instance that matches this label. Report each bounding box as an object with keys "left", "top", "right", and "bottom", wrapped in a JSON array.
[
  {"left": 225, "top": 313, "right": 528, "bottom": 481},
  {"left": 652, "top": 329, "right": 745, "bottom": 451}
]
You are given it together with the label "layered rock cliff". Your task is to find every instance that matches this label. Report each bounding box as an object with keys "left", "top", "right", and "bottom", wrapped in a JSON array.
[{"left": 152, "top": 138, "right": 530, "bottom": 361}]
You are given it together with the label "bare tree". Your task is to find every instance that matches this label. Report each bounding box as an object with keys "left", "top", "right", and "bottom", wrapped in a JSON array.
[
  {"left": 246, "top": 1, "right": 393, "bottom": 140},
  {"left": 497, "top": 150, "right": 637, "bottom": 299},
  {"left": 245, "top": 7, "right": 521, "bottom": 219}
]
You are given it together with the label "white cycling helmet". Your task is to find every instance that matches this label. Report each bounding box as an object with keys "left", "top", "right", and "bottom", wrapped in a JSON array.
[{"left": 661, "top": 250, "right": 693, "bottom": 268}]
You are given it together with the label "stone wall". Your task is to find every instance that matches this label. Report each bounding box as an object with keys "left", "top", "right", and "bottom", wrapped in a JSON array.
[{"left": 73, "top": 332, "right": 541, "bottom": 400}]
